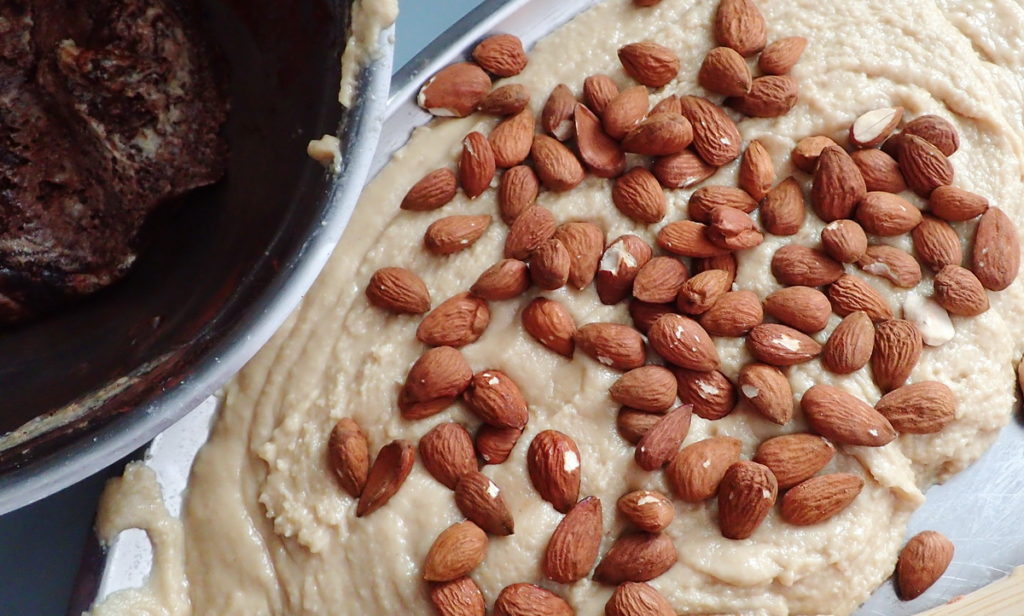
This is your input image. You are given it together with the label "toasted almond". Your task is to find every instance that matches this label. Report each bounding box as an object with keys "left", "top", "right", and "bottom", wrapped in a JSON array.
[
  {"left": 688, "top": 185, "right": 758, "bottom": 223},
  {"left": 617, "top": 490, "right": 674, "bottom": 533},
  {"left": 530, "top": 238, "right": 571, "bottom": 291},
  {"left": 652, "top": 149, "right": 718, "bottom": 189},
  {"left": 901, "top": 115, "right": 960, "bottom": 156},
  {"left": 700, "top": 290, "right": 763, "bottom": 337},
  {"left": 928, "top": 185, "right": 988, "bottom": 222},
  {"left": 635, "top": 404, "right": 694, "bottom": 471},
  {"left": 650, "top": 94, "right": 682, "bottom": 116},
  {"left": 899, "top": 134, "right": 954, "bottom": 197},
  {"left": 622, "top": 113, "right": 694, "bottom": 156},
  {"left": 575, "top": 103, "right": 626, "bottom": 179},
  {"left": 430, "top": 577, "right": 486, "bottom": 616},
  {"left": 528, "top": 430, "right": 582, "bottom": 513},
  {"left": 740, "top": 140, "right": 775, "bottom": 201},
  {"left": 498, "top": 165, "right": 540, "bottom": 224},
  {"left": 455, "top": 471, "right": 515, "bottom": 536},
  {"left": 933, "top": 264, "right": 989, "bottom": 317},
  {"left": 821, "top": 219, "right": 868, "bottom": 264},
  {"left": 629, "top": 300, "right": 678, "bottom": 334},
  {"left": 857, "top": 245, "right": 922, "bottom": 288},
  {"left": 418, "top": 293, "right": 491, "bottom": 348},
  {"left": 679, "top": 96, "right": 742, "bottom": 166},
  {"left": 714, "top": 0, "right": 767, "bottom": 57},
  {"left": 771, "top": 245, "right": 844, "bottom": 286},
  {"left": 594, "top": 532, "right": 678, "bottom": 584},
  {"left": 418, "top": 63, "right": 491, "bottom": 117},
  {"left": 781, "top": 473, "right": 864, "bottom": 526},
  {"left": 758, "top": 177, "right": 805, "bottom": 236},
  {"left": 617, "top": 407, "right": 663, "bottom": 444},
  {"left": 737, "top": 363, "right": 793, "bottom": 424},
  {"left": 648, "top": 313, "right": 720, "bottom": 371},
  {"left": 754, "top": 433, "right": 834, "bottom": 489},
  {"left": 747, "top": 323, "right": 822, "bottom": 366},
  {"left": 604, "top": 85, "right": 649, "bottom": 140},
  {"left": 494, "top": 584, "right": 572, "bottom": 616},
  {"left": 618, "top": 41, "right": 680, "bottom": 88},
  {"left": 758, "top": 36, "right": 807, "bottom": 75},
  {"left": 764, "top": 286, "right": 831, "bottom": 334},
  {"left": 356, "top": 439, "right": 415, "bottom": 517},
  {"left": 812, "top": 146, "right": 867, "bottom": 222},
  {"left": 400, "top": 346, "right": 473, "bottom": 419},
  {"left": 694, "top": 253, "right": 739, "bottom": 286},
  {"left": 459, "top": 132, "right": 496, "bottom": 199},
  {"left": 425, "top": 215, "right": 493, "bottom": 255},
  {"left": 606, "top": 582, "right": 674, "bottom": 616},
  {"left": 555, "top": 221, "right": 605, "bottom": 289},
  {"left": 791, "top": 135, "right": 840, "bottom": 173},
  {"left": 402, "top": 168, "right": 458, "bottom": 211},
  {"left": 718, "top": 461, "right": 777, "bottom": 540},
  {"left": 472, "top": 34, "right": 527, "bottom": 77},
  {"left": 897, "top": 531, "right": 955, "bottom": 601},
  {"left": 505, "top": 205, "right": 557, "bottom": 259},
  {"left": 707, "top": 207, "right": 764, "bottom": 251},
  {"left": 366, "top": 267, "right": 431, "bottom": 314},
  {"left": 850, "top": 149, "right": 907, "bottom": 193},
  {"left": 420, "top": 422, "right": 478, "bottom": 490},
  {"left": 471, "top": 259, "right": 530, "bottom": 300},
  {"left": 676, "top": 269, "right": 732, "bottom": 315},
  {"left": 478, "top": 83, "right": 530, "bottom": 116},
  {"left": 972, "top": 206, "right": 1020, "bottom": 291},
  {"left": 666, "top": 436, "right": 742, "bottom": 502},
  {"left": 584, "top": 74, "right": 619, "bottom": 115},
  {"left": 728, "top": 75, "right": 799, "bottom": 118},
  {"left": 800, "top": 384, "right": 896, "bottom": 447},
  {"left": 872, "top": 319, "right": 923, "bottom": 391},
  {"left": 490, "top": 108, "right": 535, "bottom": 169},
  {"left": 849, "top": 107, "right": 903, "bottom": 148},
  {"left": 822, "top": 311, "right": 874, "bottom": 374},
  {"left": 532, "top": 134, "right": 585, "bottom": 192},
  {"left": 575, "top": 322, "right": 646, "bottom": 370},
  {"left": 544, "top": 496, "right": 603, "bottom": 583},
  {"left": 327, "top": 418, "right": 369, "bottom": 498},
  {"left": 611, "top": 365, "right": 678, "bottom": 413},
  {"left": 476, "top": 424, "right": 523, "bottom": 466},
  {"left": 633, "top": 257, "right": 690, "bottom": 304},
  {"left": 904, "top": 295, "right": 956, "bottom": 347},
  {"left": 673, "top": 367, "right": 736, "bottom": 420},
  {"left": 542, "top": 84, "right": 576, "bottom": 141},
  {"left": 657, "top": 221, "right": 731, "bottom": 258},
  {"left": 855, "top": 192, "right": 922, "bottom": 236},
  {"left": 613, "top": 167, "right": 668, "bottom": 224},
  {"left": 463, "top": 369, "right": 529, "bottom": 429},
  {"left": 698, "top": 46, "right": 752, "bottom": 97},
  {"left": 828, "top": 274, "right": 894, "bottom": 321},
  {"left": 424, "top": 521, "right": 488, "bottom": 582},
  {"left": 876, "top": 381, "right": 956, "bottom": 434},
  {"left": 598, "top": 235, "right": 654, "bottom": 304}
]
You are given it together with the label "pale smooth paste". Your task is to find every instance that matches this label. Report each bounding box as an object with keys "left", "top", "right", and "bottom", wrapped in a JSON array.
[{"left": 93, "top": 0, "right": 1024, "bottom": 614}]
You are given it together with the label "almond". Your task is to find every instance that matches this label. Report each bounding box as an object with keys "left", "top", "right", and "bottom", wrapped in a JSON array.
[
  {"left": 472, "top": 34, "right": 527, "bottom": 77},
  {"left": 820, "top": 219, "right": 868, "bottom": 264},
  {"left": 781, "top": 473, "right": 864, "bottom": 526},
  {"left": 528, "top": 430, "right": 582, "bottom": 513},
  {"left": 544, "top": 496, "right": 603, "bottom": 583},
  {"left": 459, "top": 132, "right": 496, "bottom": 199},
  {"left": 494, "top": 584, "right": 572, "bottom": 616},
  {"left": 855, "top": 192, "right": 922, "bottom": 236},
  {"left": 673, "top": 367, "right": 736, "bottom": 420},
  {"left": 531, "top": 134, "right": 585, "bottom": 192},
  {"left": 617, "top": 490, "right": 674, "bottom": 532},
  {"left": 850, "top": 149, "right": 907, "bottom": 193},
  {"left": 402, "top": 168, "right": 458, "bottom": 211},
  {"left": 505, "top": 205, "right": 557, "bottom": 259},
  {"left": 872, "top": 319, "right": 923, "bottom": 391},
  {"left": 928, "top": 185, "right": 988, "bottom": 222},
  {"left": 717, "top": 461, "right": 777, "bottom": 540},
  {"left": 476, "top": 424, "right": 523, "bottom": 465},
  {"left": 425, "top": 215, "right": 493, "bottom": 255},
  {"left": 713, "top": 0, "right": 767, "bottom": 57},
  {"left": 901, "top": 115, "right": 960, "bottom": 156},
  {"left": 400, "top": 346, "right": 473, "bottom": 419},
  {"left": 753, "top": 433, "right": 835, "bottom": 489},
  {"left": 650, "top": 94, "right": 682, "bottom": 116},
  {"left": 366, "top": 267, "right": 431, "bottom": 314},
  {"left": 622, "top": 113, "right": 694, "bottom": 156},
  {"left": 812, "top": 146, "right": 867, "bottom": 222},
  {"left": 792, "top": 135, "right": 840, "bottom": 173},
  {"left": 899, "top": 134, "right": 954, "bottom": 197},
  {"left": 727, "top": 75, "right": 798, "bottom": 118},
  {"left": 800, "top": 384, "right": 896, "bottom": 447},
  {"left": 356, "top": 439, "right": 415, "bottom": 517},
  {"left": 606, "top": 583, "right": 674, "bottom": 616},
  {"left": 676, "top": 269, "right": 732, "bottom": 315},
  {"left": 463, "top": 370, "right": 529, "bottom": 429},
  {"left": 471, "top": 259, "right": 530, "bottom": 300},
  {"left": 758, "top": 177, "right": 806, "bottom": 236},
  {"left": 489, "top": 109, "right": 534, "bottom": 169},
  {"left": 857, "top": 244, "right": 923, "bottom": 288},
  {"left": 610, "top": 365, "right": 678, "bottom": 412},
  {"left": 972, "top": 206, "right": 1020, "bottom": 291},
  {"left": 897, "top": 531, "right": 955, "bottom": 600},
  {"left": 876, "top": 381, "right": 956, "bottom": 434},
  {"left": 635, "top": 404, "right": 694, "bottom": 471},
  {"left": 574, "top": 323, "right": 646, "bottom": 371},
  {"left": 629, "top": 300, "right": 677, "bottom": 335},
  {"left": 633, "top": 256, "right": 690, "bottom": 304},
  {"left": 738, "top": 363, "right": 793, "bottom": 424},
  {"left": 770, "top": 245, "right": 844, "bottom": 286},
  {"left": 698, "top": 46, "right": 752, "bottom": 97},
  {"left": 522, "top": 296, "right": 577, "bottom": 358},
  {"left": 327, "top": 418, "right": 369, "bottom": 498},
  {"left": 707, "top": 207, "right": 764, "bottom": 251},
  {"left": 666, "top": 436, "right": 742, "bottom": 502},
  {"left": 604, "top": 85, "right": 649, "bottom": 140},
  {"left": 498, "top": 165, "right": 540, "bottom": 224},
  {"left": 618, "top": 41, "right": 680, "bottom": 88},
  {"left": 530, "top": 239, "right": 571, "bottom": 291},
  {"left": 555, "top": 221, "right": 605, "bottom": 289},
  {"left": 598, "top": 235, "right": 654, "bottom": 304},
  {"left": 687, "top": 186, "right": 758, "bottom": 223},
  {"left": 420, "top": 422, "right": 478, "bottom": 490},
  {"left": 740, "top": 139, "right": 775, "bottom": 200},
  {"left": 455, "top": 471, "right": 515, "bottom": 536},
  {"left": 418, "top": 293, "right": 490, "bottom": 348},
  {"left": 542, "top": 84, "right": 576, "bottom": 141},
  {"left": 827, "top": 274, "right": 894, "bottom": 322},
  {"left": 746, "top": 323, "right": 822, "bottom": 366},
  {"left": 613, "top": 167, "right": 667, "bottom": 224},
  {"left": 657, "top": 221, "right": 731, "bottom": 258},
  {"left": 700, "top": 290, "right": 763, "bottom": 336},
  {"left": 758, "top": 37, "right": 807, "bottom": 75},
  {"left": 418, "top": 63, "right": 491, "bottom": 117},
  {"left": 478, "top": 83, "right": 530, "bottom": 116},
  {"left": 575, "top": 103, "right": 626, "bottom": 178},
  {"left": 652, "top": 149, "right": 718, "bottom": 188},
  {"left": 430, "top": 577, "right": 486, "bottom": 616},
  {"left": 933, "top": 264, "right": 989, "bottom": 317},
  {"left": 679, "top": 96, "right": 741, "bottom": 166},
  {"left": 648, "top": 313, "right": 720, "bottom": 371},
  {"left": 849, "top": 107, "right": 903, "bottom": 149},
  {"left": 423, "top": 521, "right": 488, "bottom": 582},
  {"left": 594, "top": 532, "right": 678, "bottom": 584},
  {"left": 765, "top": 286, "right": 831, "bottom": 333},
  {"left": 693, "top": 253, "right": 739, "bottom": 286},
  {"left": 822, "top": 311, "right": 874, "bottom": 374},
  {"left": 584, "top": 74, "right": 619, "bottom": 115},
  {"left": 904, "top": 295, "right": 956, "bottom": 347},
  {"left": 617, "top": 408, "right": 663, "bottom": 444}
]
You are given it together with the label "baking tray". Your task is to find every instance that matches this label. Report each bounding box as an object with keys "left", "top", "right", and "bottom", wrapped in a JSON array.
[{"left": 71, "top": 0, "right": 1024, "bottom": 614}]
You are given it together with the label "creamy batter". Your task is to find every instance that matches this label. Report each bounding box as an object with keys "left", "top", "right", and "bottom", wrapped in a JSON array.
[{"left": 93, "top": 0, "right": 1024, "bottom": 614}]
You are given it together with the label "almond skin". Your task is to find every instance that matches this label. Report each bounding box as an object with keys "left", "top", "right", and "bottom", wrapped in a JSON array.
[
  {"left": 899, "top": 134, "right": 954, "bottom": 197},
  {"left": 594, "top": 532, "right": 678, "bottom": 584},
  {"left": 635, "top": 404, "right": 694, "bottom": 471},
  {"left": 357, "top": 439, "right": 416, "bottom": 517},
  {"left": 746, "top": 323, "right": 822, "bottom": 366},
  {"left": 460, "top": 132, "right": 496, "bottom": 198},
  {"left": 400, "top": 346, "right": 473, "bottom": 420},
  {"left": 717, "top": 461, "right": 777, "bottom": 540},
  {"left": 327, "top": 418, "right": 370, "bottom": 498},
  {"left": 872, "top": 319, "right": 923, "bottom": 391},
  {"left": 542, "top": 84, "right": 576, "bottom": 141},
  {"left": 532, "top": 134, "right": 585, "bottom": 192},
  {"left": 760, "top": 177, "right": 806, "bottom": 236},
  {"left": 463, "top": 369, "right": 529, "bottom": 429},
  {"left": 771, "top": 245, "right": 844, "bottom": 286},
  {"left": 423, "top": 521, "right": 488, "bottom": 582},
  {"left": 764, "top": 286, "right": 832, "bottom": 333},
  {"left": 419, "top": 422, "right": 478, "bottom": 490},
  {"left": 972, "top": 206, "right": 1020, "bottom": 291},
  {"left": 610, "top": 365, "right": 679, "bottom": 412},
  {"left": 849, "top": 106, "right": 903, "bottom": 149},
  {"left": 418, "top": 293, "right": 490, "bottom": 348},
  {"left": 822, "top": 311, "right": 875, "bottom": 374},
  {"left": 366, "top": 267, "right": 431, "bottom": 314},
  {"left": 522, "top": 297, "right": 577, "bottom": 357},
  {"left": 657, "top": 221, "right": 731, "bottom": 258},
  {"left": 876, "top": 381, "right": 956, "bottom": 434},
  {"left": 505, "top": 206, "right": 557, "bottom": 259},
  {"left": 800, "top": 385, "right": 896, "bottom": 447},
  {"left": 753, "top": 433, "right": 835, "bottom": 489},
  {"left": 618, "top": 41, "right": 680, "bottom": 88},
  {"left": 430, "top": 577, "right": 486, "bottom": 616},
  {"left": 698, "top": 46, "right": 752, "bottom": 97},
  {"left": 857, "top": 244, "right": 922, "bottom": 289},
  {"left": 781, "top": 473, "right": 864, "bottom": 526},
  {"left": 727, "top": 75, "right": 799, "bottom": 118},
  {"left": 652, "top": 149, "right": 717, "bottom": 189},
  {"left": 418, "top": 63, "right": 491, "bottom": 117},
  {"left": 478, "top": 83, "right": 530, "bottom": 116},
  {"left": 455, "top": 471, "right": 515, "bottom": 536},
  {"left": 597, "top": 235, "right": 654, "bottom": 305},
  {"left": 666, "top": 436, "right": 742, "bottom": 502},
  {"left": 544, "top": 496, "right": 603, "bottom": 583},
  {"left": 633, "top": 257, "right": 690, "bottom": 304},
  {"left": 575, "top": 322, "right": 647, "bottom": 370},
  {"left": 714, "top": 0, "right": 767, "bottom": 57},
  {"left": 738, "top": 363, "right": 794, "bottom": 424},
  {"left": 828, "top": 274, "right": 894, "bottom": 322},
  {"left": 528, "top": 430, "right": 582, "bottom": 513},
  {"left": 928, "top": 185, "right": 988, "bottom": 222},
  {"left": 498, "top": 165, "right": 540, "bottom": 224},
  {"left": 850, "top": 149, "right": 907, "bottom": 193},
  {"left": 583, "top": 74, "right": 619, "bottom": 115},
  {"left": 605, "top": 582, "right": 675, "bottom": 616},
  {"left": 494, "top": 585, "right": 572, "bottom": 616},
  {"left": 694, "top": 254, "right": 738, "bottom": 285},
  {"left": 622, "top": 113, "right": 694, "bottom": 156},
  {"left": 901, "top": 114, "right": 960, "bottom": 156},
  {"left": 604, "top": 85, "right": 649, "bottom": 140},
  {"left": 575, "top": 103, "right": 627, "bottom": 178},
  {"left": 679, "top": 96, "right": 742, "bottom": 166},
  {"left": 402, "top": 168, "right": 458, "bottom": 211},
  {"left": 648, "top": 313, "right": 720, "bottom": 371},
  {"left": 530, "top": 238, "right": 571, "bottom": 291},
  {"left": 706, "top": 207, "right": 765, "bottom": 251},
  {"left": 425, "top": 215, "right": 493, "bottom": 255},
  {"left": 933, "top": 264, "right": 990, "bottom": 317},
  {"left": 676, "top": 269, "right": 732, "bottom": 315},
  {"left": 812, "top": 146, "right": 867, "bottom": 222},
  {"left": 855, "top": 192, "right": 923, "bottom": 236},
  {"left": 792, "top": 135, "right": 840, "bottom": 173},
  {"left": 687, "top": 185, "right": 758, "bottom": 223},
  {"left": 673, "top": 367, "right": 736, "bottom": 420},
  {"left": 613, "top": 167, "right": 667, "bottom": 224},
  {"left": 700, "top": 290, "right": 764, "bottom": 337},
  {"left": 897, "top": 531, "right": 955, "bottom": 600},
  {"left": 629, "top": 300, "right": 677, "bottom": 335},
  {"left": 471, "top": 259, "right": 530, "bottom": 300},
  {"left": 617, "top": 490, "right": 674, "bottom": 532},
  {"left": 650, "top": 94, "right": 682, "bottom": 116},
  {"left": 555, "top": 221, "right": 607, "bottom": 290},
  {"left": 758, "top": 37, "right": 807, "bottom": 75},
  {"left": 740, "top": 139, "right": 775, "bottom": 200},
  {"left": 489, "top": 108, "right": 534, "bottom": 169},
  {"left": 472, "top": 34, "right": 527, "bottom": 77},
  {"left": 617, "top": 408, "right": 662, "bottom": 444},
  {"left": 476, "top": 424, "right": 523, "bottom": 465},
  {"left": 912, "top": 215, "right": 962, "bottom": 272},
  {"left": 821, "top": 219, "right": 868, "bottom": 264}
]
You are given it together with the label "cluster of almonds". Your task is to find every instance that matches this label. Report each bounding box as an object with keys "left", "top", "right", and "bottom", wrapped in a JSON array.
[{"left": 328, "top": 0, "right": 1019, "bottom": 613}]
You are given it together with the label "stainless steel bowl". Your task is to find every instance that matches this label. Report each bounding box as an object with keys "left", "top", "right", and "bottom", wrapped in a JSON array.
[{"left": 0, "top": 0, "right": 393, "bottom": 514}]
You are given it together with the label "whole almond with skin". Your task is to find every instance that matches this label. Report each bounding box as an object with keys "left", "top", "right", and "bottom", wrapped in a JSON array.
[
  {"left": 759, "top": 37, "right": 807, "bottom": 75},
  {"left": 430, "top": 577, "right": 486, "bottom": 616},
  {"left": 575, "top": 103, "right": 626, "bottom": 178},
  {"left": 498, "top": 165, "right": 539, "bottom": 224},
  {"left": 617, "top": 490, "right": 674, "bottom": 533},
  {"left": 747, "top": 323, "right": 822, "bottom": 366},
  {"left": 657, "top": 221, "right": 731, "bottom": 258},
  {"left": 489, "top": 109, "right": 534, "bottom": 169},
  {"left": 899, "top": 134, "right": 954, "bottom": 197},
  {"left": 687, "top": 186, "right": 758, "bottom": 223},
  {"left": 555, "top": 221, "right": 605, "bottom": 289},
  {"left": 714, "top": 0, "right": 767, "bottom": 57},
  {"left": 801, "top": 385, "right": 896, "bottom": 447},
  {"left": 855, "top": 192, "right": 922, "bottom": 236},
  {"left": 604, "top": 85, "right": 649, "bottom": 140},
  {"left": 933, "top": 264, "right": 989, "bottom": 316},
  {"left": 698, "top": 46, "right": 752, "bottom": 97},
  {"left": 781, "top": 473, "right": 864, "bottom": 526},
  {"left": 471, "top": 259, "right": 530, "bottom": 300},
  {"left": 478, "top": 83, "right": 530, "bottom": 116},
  {"left": 876, "top": 381, "right": 956, "bottom": 434},
  {"left": 528, "top": 430, "right": 581, "bottom": 513},
  {"left": 366, "top": 267, "right": 431, "bottom": 314},
  {"left": 530, "top": 239, "right": 571, "bottom": 291},
  {"left": 849, "top": 107, "right": 903, "bottom": 149},
  {"left": 771, "top": 245, "right": 844, "bottom": 286},
  {"left": 821, "top": 219, "right": 868, "bottom": 264},
  {"left": 610, "top": 365, "right": 678, "bottom": 412},
  {"left": 505, "top": 206, "right": 557, "bottom": 259},
  {"left": 327, "top": 418, "right": 369, "bottom": 498},
  {"left": 700, "top": 290, "right": 763, "bottom": 337},
  {"left": 606, "top": 582, "right": 674, "bottom": 616},
  {"left": 727, "top": 75, "right": 799, "bottom": 118},
  {"left": 542, "top": 84, "right": 576, "bottom": 141},
  {"left": 760, "top": 177, "right": 806, "bottom": 236},
  {"left": 617, "top": 408, "right": 662, "bottom": 444},
  {"left": 418, "top": 293, "right": 490, "bottom": 348},
  {"left": 812, "top": 146, "right": 867, "bottom": 222},
  {"left": 594, "top": 532, "right": 678, "bottom": 584},
  {"left": 633, "top": 257, "right": 689, "bottom": 304},
  {"left": 738, "top": 363, "right": 794, "bottom": 424},
  {"left": 357, "top": 440, "right": 415, "bottom": 517},
  {"left": 673, "top": 367, "right": 736, "bottom": 420},
  {"left": 425, "top": 215, "right": 492, "bottom": 255},
  {"left": 532, "top": 135, "right": 585, "bottom": 192},
  {"left": 622, "top": 113, "right": 694, "bottom": 156},
  {"left": 402, "top": 168, "right": 458, "bottom": 211},
  {"left": 901, "top": 115, "right": 960, "bottom": 156},
  {"left": 400, "top": 346, "right": 473, "bottom": 419},
  {"left": 648, "top": 313, "right": 720, "bottom": 371},
  {"left": 694, "top": 253, "right": 738, "bottom": 285},
  {"left": 494, "top": 584, "right": 573, "bottom": 616},
  {"left": 472, "top": 34, "right": 527, "bottom": 77},
  {"left": 872, "top": 319, "right": 923, "bottom": 391},
  {"left": 455, "top": 471, "right": 515, "bottom": 536},
  {"left": 463, "top": 370, "right": 529, "bottom": 429},
  {"left": 851, "top": 149, "right": 907, "bottom": 193},
  {"left": 651, "top": 94, "right": 682, "bottom": 115},
  {"left": 929, "top": 185, "right": 988, "bottom": 222},
  {"left": 972, "top": 206, "right": 1020, "bottom": 291},
  {"left": 575, "top": 323, "right": 646, "bottom": 370},
  {"left": 740, "top": 139, "right": 775, "bottom": 200},
  {"left": 544, "top": 496, "right": 603, "bottom": 583},
  {"left": 522, "top": 297, "right": 577, "bottom": 357},
  {"left": 628, "top": 300, "right": 677, "bottom": 335},
  {"left": 667, "top": 436, "right": 742, "bottom": 502},
  {"left": 828, "top": 274, "right": 894, "bottom": 321},
  {"left": 679, "top": 96, "right": 741, "bottom": 166},
  {"left": 897, "top": 531, "right": 955, "bottom": 600},
  {"left": 418, "top": 63, "right": 491, "bottom": 117},
  {"left": 597, "top": 235, "right": 654, "bottom": 305},
  {"left": 765, "top": 286, "right": 831, "bottom": 333},
  {"left": 423, "top": 521, "right": 488, "bottom": 582},
  {"left": 635, "top": 404, "right": 694, "bottom": 471},
  {"left": 618, "top": 41, "right": 680, "bottom": 88},
  {"left": 792, "top": 135, "right": 840, "bottom": 173},
  {"left": 420, "top": 422, "right": 477, "bottom": 490},
  {"left": 707, "top": 207, "right": 764, "bottom": 251},
  {"left": 613, "top": 167, "right": 667, "bottom": 224},
  {"left": 584, "top": 74, "right": 619, "bottom": 115},
  {"left": 460, "top": 132, "right": 496, "bottom": 199},
  {"left": 652, "top": 150, "right": 717, "bottom": 189},
  {"left": 857, "top": 244, "right": 923, "bottom": 288},
  {"left": 476, "top": 425, "right": 522, "bottom": 465},
  {"left": 822, "top": 311, "right": 874, "bottom": 374},
  {"left": 754, "top": 433, "right": 834, "bottom": 489},
  {"left": 676, "top": 269, "right": 732, "bottom": 315},
  {"left": 718, "top": 461, "right": 777, "bottom": 540}
]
